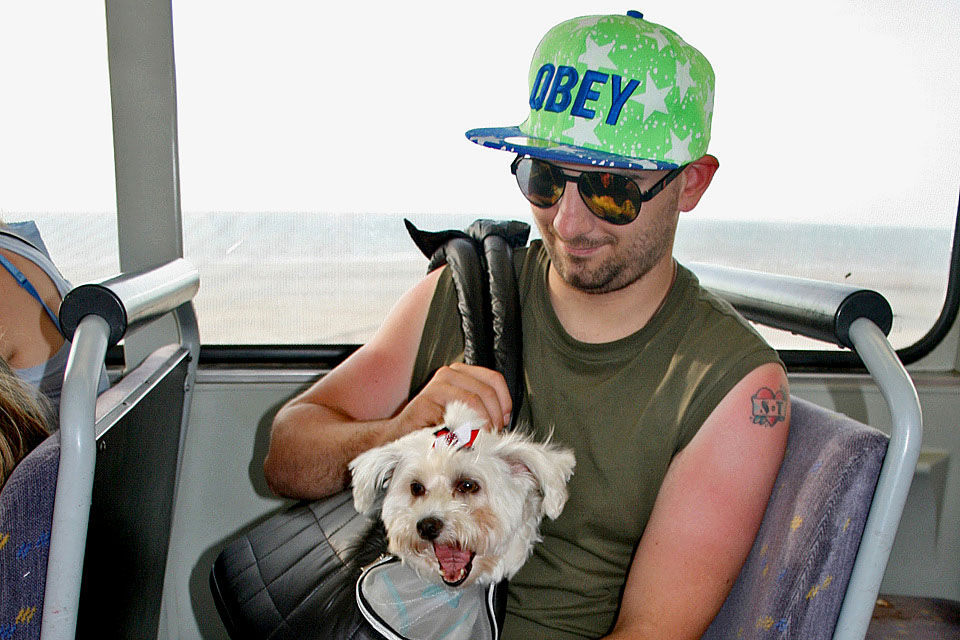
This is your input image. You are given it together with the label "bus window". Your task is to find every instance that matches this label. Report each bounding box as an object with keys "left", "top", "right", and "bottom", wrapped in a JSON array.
[
  {"left": 4, "top": 2, "right": 958, "bottom": 355},
  {"left": 0, "top": 3, "right": 118, "bottom": 283},
  {"left": 170, "top": 1, "right": 959, "bottom": 351}
]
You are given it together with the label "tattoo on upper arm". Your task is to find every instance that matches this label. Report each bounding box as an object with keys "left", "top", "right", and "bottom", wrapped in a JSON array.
[{"left": 751, "top": 386, "right": 787, "bottom": 427}]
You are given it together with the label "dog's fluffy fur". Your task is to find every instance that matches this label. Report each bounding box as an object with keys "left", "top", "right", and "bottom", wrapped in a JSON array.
[{"left": 349, "top": 401, "right": 575, "bottom": 588}]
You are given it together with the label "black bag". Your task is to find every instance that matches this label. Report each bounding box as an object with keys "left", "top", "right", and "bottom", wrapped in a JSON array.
[{"left": 209, "top": 219, "right": 530, "bottom": 640}]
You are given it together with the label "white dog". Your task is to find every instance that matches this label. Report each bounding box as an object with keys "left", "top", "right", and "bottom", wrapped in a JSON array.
[{"left": 349, "top": 401, "right": 575, "bottom": 588}]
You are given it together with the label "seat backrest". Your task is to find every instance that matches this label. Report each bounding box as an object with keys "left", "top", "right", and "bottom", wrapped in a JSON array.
[
  {"left": 703, "top": 396, "right": 888, "bottom": 640},
  {"left": 76, "top": 344, "right": 190, "bottom": 639},
  {"left": 0, "top": 343, "right": 190, "bottom": 640}
]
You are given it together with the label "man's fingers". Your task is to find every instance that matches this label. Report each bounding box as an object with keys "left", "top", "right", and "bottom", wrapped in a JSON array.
[
  {"left": 420, "top": 364, "right": 512, "bottom": 431},
  {"left": 444, "top": 363, "right": 512, "bottom": 429},
  {"left": 447, "top": 363, "right": 513, "bottom": 424}
]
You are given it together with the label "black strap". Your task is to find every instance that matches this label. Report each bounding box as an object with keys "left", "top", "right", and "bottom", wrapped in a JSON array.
[{"left": 404, "top": 218, "right": 530, "bottom": 429}]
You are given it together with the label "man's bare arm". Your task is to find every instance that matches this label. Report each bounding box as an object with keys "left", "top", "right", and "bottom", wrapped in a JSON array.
[
  {"left": 605, "top": 362, "right": 789, "bottom": 639},
  {"left": 263, "top": 267, "right": 512, "bottom": 500}
]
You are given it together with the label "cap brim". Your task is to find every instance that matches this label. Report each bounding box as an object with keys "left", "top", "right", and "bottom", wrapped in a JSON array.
[{"left": 465, "top": 126, "right": 680, "bottom": 171}]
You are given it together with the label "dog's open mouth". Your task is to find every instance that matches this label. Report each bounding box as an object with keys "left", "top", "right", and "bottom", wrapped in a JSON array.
[{"left": 433, "top": 542, "right": 475, "bottom": 586}]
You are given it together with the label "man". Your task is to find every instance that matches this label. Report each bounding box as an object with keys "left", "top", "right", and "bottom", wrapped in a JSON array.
[{"left": 264, "top": 12, "right": 789, "bottom": 639}]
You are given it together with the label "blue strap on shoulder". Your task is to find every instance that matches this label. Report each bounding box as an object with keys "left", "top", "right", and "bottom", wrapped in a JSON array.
[{"left": 0, "top": 252, "right": 62, "bottom": 330}]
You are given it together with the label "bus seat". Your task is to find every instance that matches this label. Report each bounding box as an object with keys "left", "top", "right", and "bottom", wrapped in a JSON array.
[
  {"left": 0, "top": 344, "right": 190, "bottom": 640},
  {"left": 703, "top": 396, "right": 887, "bottom": 639},
  {"left": 0, "top": 258, "right": 201, "bottom": 640}
]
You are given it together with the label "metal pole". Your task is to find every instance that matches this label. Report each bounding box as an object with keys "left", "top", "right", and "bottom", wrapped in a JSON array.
[
  {"left": 833, "top": 318, "right": 923, "bottom": 639},
  {"left": 40, "top": 315, "right": 111, "bottom": 640}
]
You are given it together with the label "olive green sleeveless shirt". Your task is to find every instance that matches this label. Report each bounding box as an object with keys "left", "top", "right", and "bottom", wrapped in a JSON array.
[{"left": 411, "top": 240, "right": 782, "bottom": 639}]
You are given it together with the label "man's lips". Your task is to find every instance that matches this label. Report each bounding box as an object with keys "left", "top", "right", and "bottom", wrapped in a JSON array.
[
  {"left": 555, "top": 236, "right": 612, "bottom": 258},
  {"left": 563, "top": 243, "right": 602, "bottom": 258}
]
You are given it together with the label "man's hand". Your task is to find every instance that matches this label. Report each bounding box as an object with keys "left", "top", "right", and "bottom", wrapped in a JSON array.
[{"left": 397, "top": 362, "right": 512, "bottom": 434}]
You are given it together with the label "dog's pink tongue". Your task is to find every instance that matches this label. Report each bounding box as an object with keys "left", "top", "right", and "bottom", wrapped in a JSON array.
[{"left": 434, "top": 543, "right": 472, "bottom": 582}]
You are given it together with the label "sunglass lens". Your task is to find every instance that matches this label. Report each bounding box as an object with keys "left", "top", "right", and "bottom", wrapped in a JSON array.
[
  {"left": 579, "top": 172, "right": 641, "bottom": 224},
  {"left": 516, "top": 158, "right": 565, "bottom": 208}
]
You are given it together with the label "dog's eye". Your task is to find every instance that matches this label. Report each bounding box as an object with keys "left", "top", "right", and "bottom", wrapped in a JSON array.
[
  {"left": 455, "top": 479, "right": 480, "bottom": 495},
  {"left": 410, "top": 481, "right": 426, "bottom": 497}
]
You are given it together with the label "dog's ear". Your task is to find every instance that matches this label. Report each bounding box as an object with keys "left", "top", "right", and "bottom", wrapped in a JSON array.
[
  {"left": 495, "top": 435, "right": 575, "bottom": 520},
  {"left": 349, "top": 441, "right": 405, "bottom": 515}
]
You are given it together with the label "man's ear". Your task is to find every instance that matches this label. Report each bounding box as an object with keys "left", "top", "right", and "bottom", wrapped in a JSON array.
[{"left": 677, "top": 154, "right": 720, "bottom": 213}]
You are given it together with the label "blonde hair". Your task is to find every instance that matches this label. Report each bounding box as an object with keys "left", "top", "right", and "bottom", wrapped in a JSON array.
[{"left": 0, "top": 356, "right": 50, "bottom": 487}]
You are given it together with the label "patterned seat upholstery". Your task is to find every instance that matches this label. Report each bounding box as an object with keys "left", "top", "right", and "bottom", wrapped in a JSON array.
[
  {"left": 703, "top": 396, "right": 888, "bottom": 640},
  {"left": 0, "top": 432, "right": 59, "bottom": 640}
]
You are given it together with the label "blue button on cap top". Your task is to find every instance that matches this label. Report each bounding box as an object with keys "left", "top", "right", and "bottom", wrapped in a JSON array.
[{"left": 627, "top": 10, "right": 644, "bottom": 19}]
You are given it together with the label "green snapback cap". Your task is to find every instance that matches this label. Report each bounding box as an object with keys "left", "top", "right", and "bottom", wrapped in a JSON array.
[{"left": 466, "top": 11, "right": 715, "bottom": 170}]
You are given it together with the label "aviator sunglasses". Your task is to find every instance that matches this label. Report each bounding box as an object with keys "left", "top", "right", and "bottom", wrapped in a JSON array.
[{"left": 511, "top": 155, "right": 687, "bottom": 225}]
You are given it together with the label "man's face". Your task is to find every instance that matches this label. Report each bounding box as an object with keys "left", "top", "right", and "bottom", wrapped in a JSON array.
[{"left": 530, "top": 162, "right": 682, "bottom": 295}]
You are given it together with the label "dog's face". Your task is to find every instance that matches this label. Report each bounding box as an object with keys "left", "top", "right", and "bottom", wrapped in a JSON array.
[{"left": 349, "top": 401, "right": 575, "bottom": 587}]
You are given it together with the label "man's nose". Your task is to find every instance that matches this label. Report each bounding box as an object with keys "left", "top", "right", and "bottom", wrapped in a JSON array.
[{"left": 552, "top": 183, "right": 596, "bottom": 240}]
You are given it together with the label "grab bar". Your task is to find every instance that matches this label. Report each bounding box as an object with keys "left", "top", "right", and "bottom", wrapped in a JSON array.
[{"left": 41, "top": 258, "right": 199, "bottom": 640}]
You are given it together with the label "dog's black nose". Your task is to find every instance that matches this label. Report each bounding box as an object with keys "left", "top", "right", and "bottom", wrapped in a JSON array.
[{"left": 416, "top": 517, "right": 444, "bottom": 541}]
